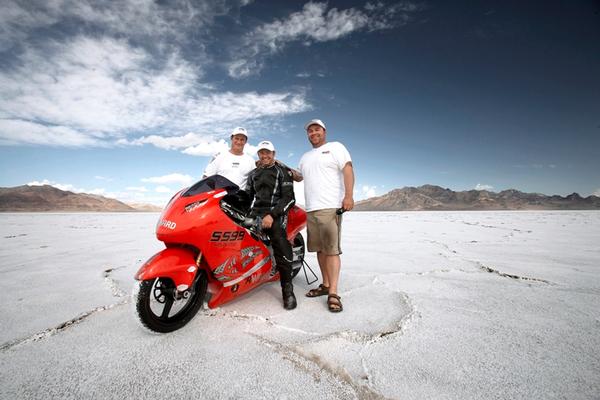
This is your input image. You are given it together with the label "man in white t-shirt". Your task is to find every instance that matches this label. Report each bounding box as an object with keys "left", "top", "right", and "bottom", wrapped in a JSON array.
[
  {"left": 202, "top": 127, "right": 255, "bottom": 190},
  {"left": 297, "top": 119, "right": 354, "bottom": 313}
]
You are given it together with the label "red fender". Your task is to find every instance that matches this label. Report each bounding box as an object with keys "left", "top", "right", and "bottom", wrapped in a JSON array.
[{"left": 135, "top": 247, "right": 198, "bottom": 290}]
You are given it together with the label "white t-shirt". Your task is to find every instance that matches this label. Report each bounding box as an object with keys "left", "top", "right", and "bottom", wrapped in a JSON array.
[
  {"left": 298, "top": 141, "right": 352, "bottom": 212},
  {"left": 203, "top": 151, "right": 255, "bottom": 190}
]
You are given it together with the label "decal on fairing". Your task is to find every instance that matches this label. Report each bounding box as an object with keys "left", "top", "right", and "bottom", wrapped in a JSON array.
[
  {"left": 213, "top": 256, "right": 238, "bottom": 281},
  {"left": 222, "top": 256, "right": 270, "bottom": 287},
  {"left": 210, "top": 231, "right": 245, "bottom": 242},
  {"left": 240, "top": 246, "right": 262, "bottom": 268},
  {"left": 158, "top": 219, "right": 177, "bottom": 230},
  {"left": 213, "top": 246, "right": 269, "bottom": 285}
]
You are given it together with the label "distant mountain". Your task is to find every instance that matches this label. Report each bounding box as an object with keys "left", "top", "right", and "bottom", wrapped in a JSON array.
[
  {"left": 0, "top": 185, "right": 139, "bottom": 212},
  {"left": 355, "top": 185, "right": 600, "bottom": 211},
  {"left": 126, "top": 202, "right": 164, "bottom": 212}
]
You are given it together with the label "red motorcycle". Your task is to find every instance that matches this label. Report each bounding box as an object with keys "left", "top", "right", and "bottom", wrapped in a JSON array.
[{"left": 133, "top": 175, "right": 307, "bottom": 333}]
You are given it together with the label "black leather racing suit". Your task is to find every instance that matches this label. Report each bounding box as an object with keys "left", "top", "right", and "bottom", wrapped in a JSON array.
[{"left": 246, "top": 163, "right": 295, "bottom": 285}]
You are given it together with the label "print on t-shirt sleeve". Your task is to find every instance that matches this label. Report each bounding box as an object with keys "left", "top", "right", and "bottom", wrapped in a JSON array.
[{"left": 333, "top": 143, "right": 352, "bottom": 170}]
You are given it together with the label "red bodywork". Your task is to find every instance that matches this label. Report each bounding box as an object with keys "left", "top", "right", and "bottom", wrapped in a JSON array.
[{"left": 135, "top": 178, "right": 306, "bottom": 308}]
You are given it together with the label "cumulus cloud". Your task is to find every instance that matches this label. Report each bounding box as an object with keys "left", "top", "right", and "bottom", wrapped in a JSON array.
[
  {"left": 126, "top": 186, "right": 149, "bottom": 192},
  {"left": 141, "top": 173, "right": 195, "bottom": 187},
  {"left": 0, "top": 1, "right": 309, "bottom": 149},
  {"left": 228, "top": 1, "right": 421, "bottom": 78},
  {"left": 0, "top": 119, "right": 104, "bottom": 147},
  {"left": 25, "top": 178, "right": 174, "bottom": 205},
  {"left": 475, "top": 183, "right": 494, "bottom": 191},
  {"left": 361, "top": 185, "right": 378, "bottom": 199},
  {"left": 155, "top": 186, "right": 173, "bottom": 193},
  {"left": 27, "top": 179, "right": 106, "bottom": 195}
]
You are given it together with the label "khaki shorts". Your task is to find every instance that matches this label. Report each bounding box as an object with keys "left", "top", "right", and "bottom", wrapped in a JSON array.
[{"left": 306, "top": 208, "right": 342, "bottom": 255}]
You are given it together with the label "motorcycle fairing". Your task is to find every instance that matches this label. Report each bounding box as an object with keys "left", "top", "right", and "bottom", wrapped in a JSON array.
[
  {"left": 135, "top": 247, "right": 198, "bottom": 290},
  {"left": 140, "top": 176, "right": 305, "bottom": 309}
]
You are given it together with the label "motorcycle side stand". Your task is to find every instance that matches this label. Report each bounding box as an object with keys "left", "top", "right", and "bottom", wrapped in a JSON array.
[{"left": 301, "top": 259, "right": 319, "bottom": 285}]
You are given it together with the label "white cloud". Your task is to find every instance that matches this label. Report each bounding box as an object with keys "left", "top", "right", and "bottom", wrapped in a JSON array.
[
  {"left": 361, "top": 185, "right": 377, "bottom": 199},
  {"left": 0, "top": 2, "right": 310, "bottom": 149},
  {"left": 155, "top": 186, "right": 173, "bottom": 193},
  {"left": 126, "top": 186, "right": 149, "bottom": 192},
  {"left": 95, "top": 175, "right": 113, "bottom": 182},
  {"left": 0, "top": 0, "right": 249, "bottom": 52},
  {"left": 180, "top": 140, "right": 231, "bottom": 157},
  {"left": 475, "top": 183, "right": 494, "bottom": 191},
  {"left": 125, "top": 133, "right": 220, "bottom": 151},
  {"left": 0, "top": 119, "right": 104, "bottom": 147},
  {"left": 25, "top": 178, "right": 174, "bottom": 206},
  {"left": 228, "top": 1, "right": 420, "bottom": 78},
  {"left": 0, "top": 37, "right": 309, "bottom": 147},
  {"left": 27, "top": 179, "right": 107, "bottom": 196},
  {"left": 142, "top": 173, "right": 195, "bottom": 187},
  {"left": 125, "top": 131, "right": 262, "bottom": 157}
]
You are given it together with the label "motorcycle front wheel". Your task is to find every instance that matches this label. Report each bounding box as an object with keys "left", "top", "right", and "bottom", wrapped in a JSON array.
[{"left": 135, "top": 270, "right": 207, "bottom": 333}]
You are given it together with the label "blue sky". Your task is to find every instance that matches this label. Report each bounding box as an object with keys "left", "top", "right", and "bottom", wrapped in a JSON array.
[{"left": 1, "top": 0, "right": 599, "bottom": 205}]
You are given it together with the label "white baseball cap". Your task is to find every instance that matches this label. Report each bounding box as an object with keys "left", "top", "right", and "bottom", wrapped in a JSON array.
[
  {"left": 230, "top": 127, "right": 248, "bottom": 138},
  {"left": 304, "top": 119, "right": 326, "bottom": 131},
  {"left": 257, "top": 140, "right": 275, "bottom": 152}
]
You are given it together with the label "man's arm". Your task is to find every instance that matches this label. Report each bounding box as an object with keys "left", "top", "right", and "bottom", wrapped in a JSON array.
[
  {"left": 270, "top": 166, "right": 296, "bottom": 218},
  {"left": 342, "top": 161, "right": 354, "bottom": 211},
  {"left": 202, "top": 154, "right": 219, "bottom": 178},
  {"left": 275, "top": 160, "right": 303, "bottom": 182}
]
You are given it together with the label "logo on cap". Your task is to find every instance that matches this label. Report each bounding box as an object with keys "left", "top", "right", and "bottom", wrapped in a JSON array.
[
  {"left": 257, "top": 140, "right": 275, "bottom": 152},
  {"left": 231, "top": 127, "right": 248, "bottom": 137},
  {"left": 304, "top": 119, "right": 326, "bottom": 131}
]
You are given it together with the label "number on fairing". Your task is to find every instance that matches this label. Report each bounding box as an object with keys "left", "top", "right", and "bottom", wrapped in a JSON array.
[{"left": 210, "top": 231, "right": 245, "bottom": 242}]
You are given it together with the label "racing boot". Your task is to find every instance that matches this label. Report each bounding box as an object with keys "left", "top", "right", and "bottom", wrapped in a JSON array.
[{"left": 282, "top": 282, "right": 297, "bottom": 310}]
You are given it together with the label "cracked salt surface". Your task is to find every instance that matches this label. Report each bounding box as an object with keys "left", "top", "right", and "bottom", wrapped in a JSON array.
[{"left": 1, "top": 211, "right": 600, "bottom": 399}]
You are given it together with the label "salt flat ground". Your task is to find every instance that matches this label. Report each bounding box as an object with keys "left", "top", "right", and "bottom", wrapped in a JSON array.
[{"left": 0, "top": 211, "right": 599, "bottom": 400}]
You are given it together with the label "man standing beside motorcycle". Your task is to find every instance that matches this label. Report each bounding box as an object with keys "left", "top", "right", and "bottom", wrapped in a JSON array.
[
  {"left": 297, "top": 119, "right": 354, "bottom": 313},
  {"left": 203, "top": 127, "right": 255, "bottom": 190},
  {"left": 246, "top": 140, "right": 297, "bottom": 310}
]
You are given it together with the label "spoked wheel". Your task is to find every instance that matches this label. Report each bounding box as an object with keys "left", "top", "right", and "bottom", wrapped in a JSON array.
[
  {"left": 135, "top": 270, "right": 207, "bottom": 333},
  {"left": 291, "top": 233, "right": 305, "bottom": 279}
]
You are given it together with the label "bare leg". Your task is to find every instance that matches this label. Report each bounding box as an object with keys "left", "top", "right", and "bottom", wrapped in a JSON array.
[
  {"left": 317, "top": 251, "right": 330, "bottom": 287},
  {"left": 325, "top": 254, "right": 341, "bottom": 295}
]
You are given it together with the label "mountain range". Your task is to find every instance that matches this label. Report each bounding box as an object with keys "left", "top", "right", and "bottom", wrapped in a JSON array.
[
  {"left": 0, "top": 185, "right": 162, "bottom": 212},
  {"left": 2, "top": 184, "right": 599, "bottom": 212},
  {"left": 354, "top": 185, "right": 600, "bottom": 211}
]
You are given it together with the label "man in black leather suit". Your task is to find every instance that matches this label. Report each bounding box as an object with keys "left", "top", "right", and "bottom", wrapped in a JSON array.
[{"left": 246, "top": 140, "right": 297, "bottom": 310}]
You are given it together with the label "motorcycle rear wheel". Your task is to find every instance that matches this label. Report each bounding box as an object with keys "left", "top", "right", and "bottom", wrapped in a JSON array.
[
  {"left": 291, "top": 233, "right": 305, "bottom": 279},
  {"left": 135, "top": 270, "right": 207, "bottom": 333}
]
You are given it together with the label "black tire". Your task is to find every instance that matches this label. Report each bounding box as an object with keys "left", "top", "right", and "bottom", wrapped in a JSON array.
[
  {"left": 291, "top": 233, "right": 305, "bottom": 279},
  {"left": 135, "top": 270, "right": 207, "bottom": 333}
]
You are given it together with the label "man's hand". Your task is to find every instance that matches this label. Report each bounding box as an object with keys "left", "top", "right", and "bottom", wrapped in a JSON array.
[
  {"left": 261, "top": 214, "right": 274, "bottom": 229},
  {"left": 342, "top": 195, "right": 354, "bottom": 212},
  {"left": 290, "top": 168, "right": 303, "bottom": 182}
]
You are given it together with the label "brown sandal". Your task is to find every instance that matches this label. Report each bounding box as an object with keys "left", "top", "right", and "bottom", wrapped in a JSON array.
[
  {"left": 327, "top": 294, "right": 343, "bottom": 312},
  {"left": 305, "top": 284, "right": 329, "bottom": 297}
]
